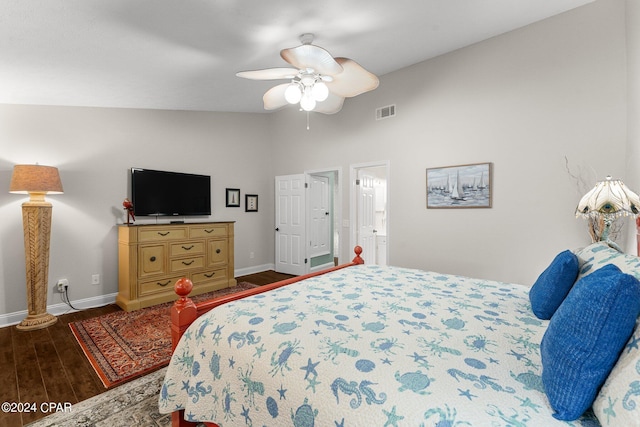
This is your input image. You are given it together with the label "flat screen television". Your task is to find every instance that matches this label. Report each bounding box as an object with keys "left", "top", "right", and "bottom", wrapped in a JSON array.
[{"left": 130, "top": 168, "right": 211, "bottom": 217}]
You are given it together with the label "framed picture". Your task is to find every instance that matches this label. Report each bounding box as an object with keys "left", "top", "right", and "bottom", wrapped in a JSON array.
[
  {"left": 426, "top": 162, "right": 492, "bottom": 209},
  {"left": 226, "top": 188, "right": 240, "bottom": 207},
  {"left": 245, "top": 194, "right": 258, "bottom": 212}
]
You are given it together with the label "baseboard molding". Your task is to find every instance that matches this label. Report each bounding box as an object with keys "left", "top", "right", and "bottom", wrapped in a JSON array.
[
  {"left": 0, "top": 293, "right": 118, "bottom": 328},
  {"left": 1, "top": 265, "right": 279, "bottom": 328},
  {"left": 310, "top": 262, "right": 335, "bottom": 273},
  {"left": 235, "top": 263, "right": 275, "bottom": 278}
]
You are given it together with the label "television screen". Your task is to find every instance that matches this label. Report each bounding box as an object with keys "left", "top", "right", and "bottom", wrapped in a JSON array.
[{"left": 131, "top": 168, "right": 211, "bottom": 217}]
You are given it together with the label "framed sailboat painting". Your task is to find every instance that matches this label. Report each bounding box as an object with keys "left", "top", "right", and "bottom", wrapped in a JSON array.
[{"left": 426, "top": 162, "right": 492, "bottom": 208}]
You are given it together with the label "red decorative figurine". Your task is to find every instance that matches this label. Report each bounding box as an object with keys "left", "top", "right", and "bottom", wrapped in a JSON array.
[{"left": 123, "top": 198, "right": 135, "bottom": 224}]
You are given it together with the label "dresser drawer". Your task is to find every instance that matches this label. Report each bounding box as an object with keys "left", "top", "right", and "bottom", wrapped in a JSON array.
[
  {"left": 170, "top": 256, "right": 205, "bottom": 273},
  {"left": 138, "top": 244, "right": 166, "bottom": 278},
  {"left": 139, "top": 227, "right": 188, "bottom": 242},
  {"left": 139, "top": 275, "right": 183, "bottom": 296},
  {"left": 191, "top": 268, "right": 227, "bottom": 285},
  {"left": 190, "top": 224, "right": 228, "bottom": 238},
  {"left": 207, "top": 239, "right": 228, "bottom": 266},
  {"left": 170, "top": 241, "right": 205, "bottom": 257}
]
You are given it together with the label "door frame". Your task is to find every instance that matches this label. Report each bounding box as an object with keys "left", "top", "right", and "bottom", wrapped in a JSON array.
[
  {"left": 350, "top": 160, "right": 390, "bottom": 265},
  {"left": 305, "top": 166, "right": 342, "bottom": 271}
]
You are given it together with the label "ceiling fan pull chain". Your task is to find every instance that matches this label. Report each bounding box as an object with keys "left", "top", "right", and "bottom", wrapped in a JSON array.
[{"left": 306, "top": 111, "right": 310, "bottom": 130}]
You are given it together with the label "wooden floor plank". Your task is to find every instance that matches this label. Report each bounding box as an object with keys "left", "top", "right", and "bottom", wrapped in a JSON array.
[{"left": 12, "top": 329, "right": 48, "bottom": 425}]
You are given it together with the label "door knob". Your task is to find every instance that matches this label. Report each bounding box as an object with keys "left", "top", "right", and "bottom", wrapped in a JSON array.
[{"left": 275, "top": 227, "right": 279, "bottom": 231}]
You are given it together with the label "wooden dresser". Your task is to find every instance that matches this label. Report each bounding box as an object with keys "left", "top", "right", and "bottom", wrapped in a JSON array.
[{"left": 117, "top": 222, "right": 236, "bottom": 311}]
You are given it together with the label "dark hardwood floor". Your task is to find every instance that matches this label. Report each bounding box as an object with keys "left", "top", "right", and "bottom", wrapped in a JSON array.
[{"left": 0, "top": 271, "right": 293, "bottom": 427}]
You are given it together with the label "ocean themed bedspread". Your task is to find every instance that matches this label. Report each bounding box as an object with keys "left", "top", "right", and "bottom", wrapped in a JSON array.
[{"left": 159, "top": 265, "right": 599, "bottom": 426}]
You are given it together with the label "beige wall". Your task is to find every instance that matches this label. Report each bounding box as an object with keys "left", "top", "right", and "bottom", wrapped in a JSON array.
[
  {"left": 0, "top": 107, "right": 274, "bottom": 319},
  {"left": 270, "top": 0, "right": 628, "bottom": 283},
  {"left": 0, "top": 0, "right": 631, "bottom": 319},
  {"left": 625, "top": 0, "right": 640, "bottom": 252}
]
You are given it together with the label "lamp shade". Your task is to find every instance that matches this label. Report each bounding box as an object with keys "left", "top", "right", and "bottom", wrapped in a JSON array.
[
  {"left": 9, "top": 164, "right": 63, "bottom": 194},
  {"left": 575, "top": 176, "right": 640, "bottom": 219}
]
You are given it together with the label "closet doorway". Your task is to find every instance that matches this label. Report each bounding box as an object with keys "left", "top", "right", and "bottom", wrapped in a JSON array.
[
  {"left": 275, "top": 168, "right": 341, "bottom": 275},
  {"left": 350, "top": 161, "right": 389, "bottom": 265}
]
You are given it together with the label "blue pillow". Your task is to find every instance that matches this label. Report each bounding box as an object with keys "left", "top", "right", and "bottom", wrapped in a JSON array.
[
  {"left": 529, "top": 250, "right": 579, "bottom": 320},
  {"left": 541, "top": 263, "right": 640, "bottom": 421}
]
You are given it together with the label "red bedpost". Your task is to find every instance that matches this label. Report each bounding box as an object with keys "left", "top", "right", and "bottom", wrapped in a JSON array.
[
  {"left": 352, "top": 245, "right": 364, "bottom": 264},
  {"left": 171, "top": 278, "right": 197, "bottom": 352}
]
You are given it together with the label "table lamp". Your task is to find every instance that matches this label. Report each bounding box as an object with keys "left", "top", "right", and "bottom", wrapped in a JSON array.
[
  {"left": 575, "top": 175, "right": 640, "bottom": 252},
  {"left": 9, "top": 164, "right": 63, "bottom": 331}
]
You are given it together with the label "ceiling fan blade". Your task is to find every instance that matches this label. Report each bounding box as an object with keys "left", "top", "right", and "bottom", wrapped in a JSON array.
[
  {"left": 314, "top": 92, "right": 345, "bottom": 114},
  {"left": 236, "top": 68, "right": 299, "bottom": 80},
  {"left": 263, "top": 83, "right": 290, "bottom": 110},
  {"left": 281, "top": 44, "right": 343, "bottom": 76},
  {"left": 326, "top": 58, "right": 379, "bottom": 98}
]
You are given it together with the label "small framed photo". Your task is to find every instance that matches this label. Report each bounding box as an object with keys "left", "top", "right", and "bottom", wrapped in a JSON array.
[
  {"left": 426, "top": 162, "right": 492, "bottom": 209},
  {"left": 245, "top": 194, "right": 258, "bottom": 212},
  {"left": 226, "top": 188, "right": 241, "bottom": 207}
]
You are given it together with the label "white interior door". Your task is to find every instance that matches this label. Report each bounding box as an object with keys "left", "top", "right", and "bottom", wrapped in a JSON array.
[
  {"left": 357, "top": 171, "right": 377, "bottom": 264},
  {"left": 309, "top": 174, "right": 330, "bottom": 259},
  {"left": 275, "top": 174, "right": 307, "bottom": 275}
]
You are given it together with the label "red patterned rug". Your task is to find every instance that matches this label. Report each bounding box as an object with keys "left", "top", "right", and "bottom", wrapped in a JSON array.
[{"left": 70, "top": 282, "right": 259, "bottom": 388}]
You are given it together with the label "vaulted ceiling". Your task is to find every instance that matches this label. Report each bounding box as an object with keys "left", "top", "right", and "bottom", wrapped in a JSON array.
[{"left": 0, "top": 0, "right": 594, "bottom": 113}]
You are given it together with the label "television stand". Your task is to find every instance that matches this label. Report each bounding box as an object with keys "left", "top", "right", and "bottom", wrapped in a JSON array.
[{"left": 117, "top": 221, "right": 236, "bottom": 311}]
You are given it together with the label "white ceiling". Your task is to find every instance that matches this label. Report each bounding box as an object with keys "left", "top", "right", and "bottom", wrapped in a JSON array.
[{"left": 0, "top": 0, "right": 594, "bottom": 113}]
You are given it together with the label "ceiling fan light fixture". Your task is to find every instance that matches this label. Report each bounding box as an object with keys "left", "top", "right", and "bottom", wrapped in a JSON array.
[
  {"left": 236, "top": 32, "right": 378, "bottom": 116},
  {"left": 284, "top": 83, "right": 302, "bottom": 104},
  {"left": 300, "top": 93, "right": 316, "bottom": 111},
  {"left": 312, "top": 81, "right": 329, "bottom": 102}
]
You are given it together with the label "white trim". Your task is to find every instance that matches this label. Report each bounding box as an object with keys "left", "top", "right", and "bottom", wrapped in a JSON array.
[
  {"left": 350, "top": 160, "right": 391, "bottom": 265},
  {"left": 309, "top": 262, "right": 335, "bottom": 273},
  {"left": 304, "top": 166, "right": 342, "bottom": 264},
  {"left": 0, "top": 293, "right": 118, "bottom": 328},
  {"left": 235, "top": 264, "right": 276, "bottom": 278}
]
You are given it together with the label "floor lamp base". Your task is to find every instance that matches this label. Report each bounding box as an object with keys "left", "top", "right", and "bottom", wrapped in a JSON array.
[{"left": 16, "top": 312, "right": 58, "bottom": 331}]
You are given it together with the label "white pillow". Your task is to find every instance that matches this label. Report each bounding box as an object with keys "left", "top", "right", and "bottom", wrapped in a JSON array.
[
  {"left": 574, "top": 242, "right": 640, "bottom": 281},
  {"left": 593, "top": 319, "right": 640, "bottom": 426}
]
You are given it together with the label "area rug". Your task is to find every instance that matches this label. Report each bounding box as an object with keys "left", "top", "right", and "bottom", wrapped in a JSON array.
[
  {"left": 24, "top": 367, "right": 194, "bottom": 427},
  {"left": 70, "top": 282, "right": 258, "bottom": 389}
]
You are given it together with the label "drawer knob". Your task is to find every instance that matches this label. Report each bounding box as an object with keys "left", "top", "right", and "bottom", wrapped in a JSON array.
[
  {"left": 216, "top": 249, "right": 221, "bottom": 254},
  {"left": 182, "top": 260, "right": 195, "bottom": 266},
  {"left": 182, "top": 245, "right": 194, "bottom": 250},
  {"left": 150, "top": 256, "right": 156, "bottom": 262}
]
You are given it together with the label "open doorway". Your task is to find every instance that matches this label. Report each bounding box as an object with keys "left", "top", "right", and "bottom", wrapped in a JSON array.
[
  {"left": 350, "top": 161, "right": 389, "bottom": 265},
  {"left": 275, "top": 168, "right": 341, "bottom": 275}
]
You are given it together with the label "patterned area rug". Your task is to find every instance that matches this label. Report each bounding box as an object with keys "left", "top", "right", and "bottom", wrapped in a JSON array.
[
  {"left": 24, "top": 368, "right": 191, "bottom": 427},
  {"left": 70, "top": 282, "right": 258, "bottom": 388}
]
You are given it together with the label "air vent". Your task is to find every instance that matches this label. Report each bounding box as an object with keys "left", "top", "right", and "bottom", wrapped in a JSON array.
[{"left": 375, "top": 104, "right": 396, "bottom": 120}]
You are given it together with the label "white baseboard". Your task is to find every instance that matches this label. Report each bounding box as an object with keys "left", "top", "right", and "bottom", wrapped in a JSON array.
[
  {"left": 0, "top": 293, "right": 118, "bottom": 328},
  {"left": 235, "top": 264, "right": 275, "bottom": 278},
  {"left": 1, "top": 266, "right": 279, "bottom": 328},
  {"left": 310, "top": 262, "right": 335, "bottom": 273}
]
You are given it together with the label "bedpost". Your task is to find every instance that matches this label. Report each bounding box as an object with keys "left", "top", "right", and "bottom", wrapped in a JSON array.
[
  {"left": 352, "top": 245, "right": 364, "bottom": 264},
  {"left": 171, "top": 278, "right": 201, "bottom": 427},
  {"left": 171, "top": 278, "right": 197, "bottom": 352}
]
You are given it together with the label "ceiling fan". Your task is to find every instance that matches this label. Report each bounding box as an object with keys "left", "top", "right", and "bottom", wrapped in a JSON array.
[{"left": 236, "top": 33, "right": 379, "bottom": 114}]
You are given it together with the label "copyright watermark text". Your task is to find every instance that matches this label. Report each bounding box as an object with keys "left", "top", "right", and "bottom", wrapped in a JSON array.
[{"left": 2, "top": 401, "right": 72, "bottom": 413}]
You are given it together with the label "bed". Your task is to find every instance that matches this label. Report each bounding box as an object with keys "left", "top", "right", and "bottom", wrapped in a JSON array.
[{"left": 159, "top": 244, "right": 640, "bottom": 427}]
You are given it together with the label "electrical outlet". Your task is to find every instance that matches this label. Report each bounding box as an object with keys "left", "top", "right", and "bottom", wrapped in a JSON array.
[
  {"left": 91, "top": 274, "right": 100, "bottom": 285},
  {"left": 56, "top": 279, "right": 69, "bottom": 293}
]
